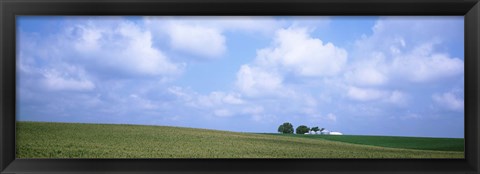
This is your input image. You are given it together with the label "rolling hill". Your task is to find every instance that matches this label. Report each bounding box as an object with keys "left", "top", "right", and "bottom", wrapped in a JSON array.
[{"left": 16, "top": 121, "right": 463, "bottom": 158}]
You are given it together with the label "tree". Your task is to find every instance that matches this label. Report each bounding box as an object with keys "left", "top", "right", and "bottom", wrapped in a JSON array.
[
  {"left": 277, "top": 125, "right": 284, "bottom": 133},
  {"left": 296, "top": 125, "right": 310, "bottom": 134},
  {"left": 311, "top": 126, "right": 320, "bottom": 132},
  {"left": 278, "top": 122, "right": 294, "bottom": 134}
]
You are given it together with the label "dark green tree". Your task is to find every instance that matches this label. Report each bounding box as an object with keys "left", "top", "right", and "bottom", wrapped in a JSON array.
[
  {"left": 278, "top": 122, "right": 294, "bottom": 134},
  {"left": 277, "top": 125, "right": 284, "bottom": 133},
  {"left": 311, "top": 126, "right": 320, "bottom": 132},
  {"left": 296, "top": 125, "right": 310, "bottom": 134}
]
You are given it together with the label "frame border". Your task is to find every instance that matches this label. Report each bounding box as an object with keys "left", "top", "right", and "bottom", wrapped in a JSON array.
[{"left": 1, "top": 0, "right": 479, "bottom": 173}]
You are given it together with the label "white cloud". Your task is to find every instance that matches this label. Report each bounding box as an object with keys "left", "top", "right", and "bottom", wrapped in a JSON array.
[
  {"left": 167, "top": 86, "right": 274, "bottom": 119},
  {"left": 214, "top": 109, "right": 233, "bottom": 117},
  {"left": 242, "top": 106, "right": 264, "bottom": 115},
  {"left": 234, "top": 27, "right": 347, "bottom": 99},
  {"left": 41, "top": 67, "right": 95, "bottom": 91},
  {"left": 72, "top": 24, "right": 102, "bottom": 52},
  {"left": 167, "top": 86, "right": 193, "bottom": 101},
  {"left": 185, "top": 16, "right": 283, "bottom": 35},
  {"left": 348, "top": 68, "right": 387, "bottom": 86},
  {"left": 303, "top": 95, "right": 318, "bottom": 107},
  {"left": 145, "top": 16, "right": 284, "bottom": 36},
  {"left": 197, "top": 91, "right": 244, "bottom": 107},
  {"left": 326, "top": 113, "right": 337, "bottom": 122},
  {"left": 17, "top": 17, "right": 184, "bottom": 104},
  {"left": 67, "top": 18, "right": 181, "bottom": 76},
  {"left": 166, "top": 23, "right": 226, "bottom": 58},
  {"left": 347, "top": 86, "right": 408, "bottom": 106},
  {"left": 168, "top": 86, "right": 244, "bottom": 109},
  {"left": 222, "top": 93, "right": 244, "bottom": 105},
  {"left": 387, "top": 90, "right": 408, "bottom": 106},
  {"left": 432, "top": 91, "right": 464, "bottom": 112},
  {"left": 129, "top": 94, "right": 158, "bottom": 110},
  {"left": 347, "top": 86, "right": 388, "bottom": 101},
  {"left": 352, "top": 17, "right": 464, "bottom": 84},
  {"left": 340, "top": 17, "right": 463, "bottom": 110},
  {"left": 43, "top": 72, "right": 95, "bottom": 91},
  {"left": 235, "top": 65, "right": 286, "bottom": 97},
  {"left": 256, "top": 27, "right": 348, "bottom": 77},
  {"left": 144, "top": 16, "right": 287, "bottom": 60},
  {"left": 391, "top": 43, "right": 464, "bottom": 83},
  {"left": 356, "top": 16, "right": 462, "bottom": 57},
  {"left": 306, "top": 112, "right": 337, "bottom": 123},
  {"left": 344, "top": 54, "right": 388, "bottom": 87},
  {"left": 251, "top": 114, "right": 274, "bottom": 122}
]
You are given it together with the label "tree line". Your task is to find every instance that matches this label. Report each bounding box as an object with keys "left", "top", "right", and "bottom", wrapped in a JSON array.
[{"left": 277, "top": 122, "right": 325, "bottom": 134}]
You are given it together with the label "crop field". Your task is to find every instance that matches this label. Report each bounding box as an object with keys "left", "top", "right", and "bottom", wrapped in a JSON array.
[
  {"left": 16, "top": 121, "right": 464, "bottom": 158},
  {"left": 266, "top": 134, "right": 464, "bottom": 152}
]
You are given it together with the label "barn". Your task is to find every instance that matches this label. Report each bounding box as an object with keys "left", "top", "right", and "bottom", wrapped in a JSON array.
[
  {"left": 320, "top": 130, "right": 343, "bottom": 135},
  {"left": 320, "top": 129, "right": 330, "bottom": 135},
  {"left": 330, "top": 132, "right": 343, "bottom": 135}
]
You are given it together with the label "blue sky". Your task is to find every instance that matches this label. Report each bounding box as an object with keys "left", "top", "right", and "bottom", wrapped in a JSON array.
[{"left": 16, "top": 16, "right": 464, "bottom": 138}]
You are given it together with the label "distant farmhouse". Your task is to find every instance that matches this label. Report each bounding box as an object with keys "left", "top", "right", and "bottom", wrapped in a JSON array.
[
  {"left": 304, "top": 129, "right": 343, "bottom": 135},
  {"left": 304, "top": 130, "right": 319, "bottom": 135},
  {"left": 329, "top": 132, "right": 343, "bottom": 135}
]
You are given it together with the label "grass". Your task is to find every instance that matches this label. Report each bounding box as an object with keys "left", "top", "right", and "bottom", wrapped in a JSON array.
[
  {"left": 16, "top": 121, "right": 464, "bottom": 158},
  {"left": 265, "top": 134, "right": 464, "bottom": 152}
]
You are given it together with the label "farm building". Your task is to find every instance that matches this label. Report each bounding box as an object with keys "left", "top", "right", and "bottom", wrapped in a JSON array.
[
  {"left": 330, "top": 132, "right": 343, "bottom": 135},
  {"left": 320, "top": 129, "right": 330, "bottom": 135},
  {"left": 304, "top": 131, "right": 322, "bottom": 135},
  {"left": 320, "top": 130, "right": 343, "bottom": 135}
]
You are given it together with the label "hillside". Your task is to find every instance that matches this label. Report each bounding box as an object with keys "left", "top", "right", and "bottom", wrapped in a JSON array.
[
  {"left": 16, "top": 121, "right": 463, "bottom": 158},
  {"left": 266, "top": 134, "right": 464, "bottom": 152}
]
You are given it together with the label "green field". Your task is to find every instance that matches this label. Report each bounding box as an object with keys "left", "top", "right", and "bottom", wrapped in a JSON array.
[
  {"left": 16, "top": 121, "right": 464, "bottom": 158},
  {"left": 265, "top": 134, "right": 464, "bottom": 152}
]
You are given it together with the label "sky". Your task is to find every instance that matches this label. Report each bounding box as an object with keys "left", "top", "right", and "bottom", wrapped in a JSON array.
[{"left": 16, "top": 16, "right": 465, "bottom": 138}]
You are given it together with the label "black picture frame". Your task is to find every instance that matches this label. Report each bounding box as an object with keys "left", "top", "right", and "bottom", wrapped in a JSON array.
[{"left": 1, "top": 0, "right": 479, "bottom": 173}]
